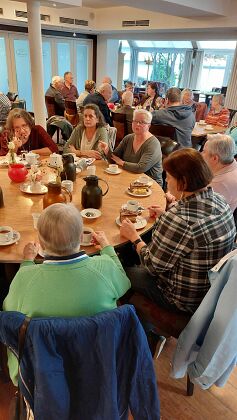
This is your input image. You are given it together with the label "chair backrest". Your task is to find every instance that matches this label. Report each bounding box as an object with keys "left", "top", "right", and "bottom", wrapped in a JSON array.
[
  {"left": 45, "top": 96, "right": 57, "bottom": 118},
  {"left": 150, "top": 124, "right": 176, "bottom": 140},
  {"left": 0, "top": 305, "right": 160, "bottom": 419},
  {"left": 112, "top": 112, "right": 127, "bottom": 146},
  {"left": 196, "top": 102, "right": 207, "bottom": 122},
  {"left": 107, "top": 126, "right": 117, "bottom": 151},
  {"left": 65, "top": 100, "right": 79, "bottom": 127}
]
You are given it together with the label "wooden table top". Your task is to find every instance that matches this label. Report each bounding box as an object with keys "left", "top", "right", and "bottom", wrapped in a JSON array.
[
  {"left": 0, "top": 160, "right": 166, "bottom": 263},
  {"left": 192, "top": 123, "right": 227, "bottom": 137}
]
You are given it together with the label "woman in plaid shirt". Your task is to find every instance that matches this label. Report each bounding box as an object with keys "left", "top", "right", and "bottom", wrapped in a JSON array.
[{"left": 120, "top": 148, "right": 236, "bottom": 314}]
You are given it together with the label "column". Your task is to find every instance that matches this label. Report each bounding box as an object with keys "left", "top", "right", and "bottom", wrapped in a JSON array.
[
  {"left": 225, "top": 47, "right": 237, "bottom": 111},
  {"left": 27, "top": 0, "right": 46, "bottom": 128},
  {"left": 96, "top": 37, "right": 119, "bottom": 86},
  {"left": 117, "top": 51, "right": 126, "bottom": 90}
]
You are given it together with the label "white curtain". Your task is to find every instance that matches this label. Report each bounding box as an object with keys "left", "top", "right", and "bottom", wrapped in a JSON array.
[
  {"left": 180, "top": 50, "right": 192, "bottom": 88},
  {"left": 189, "top": 50, "right": 204, "bottom": 90},
  {"left": 129, "top": 48, "right": 138, "bottom": 83},
  {"left": 225, "top": 47, "right": 237, "bottom": 110}
]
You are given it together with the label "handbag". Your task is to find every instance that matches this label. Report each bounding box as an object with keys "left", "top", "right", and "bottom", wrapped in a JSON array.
[{"left": 9, "top": 316, "right": 31, "bottom": 420}]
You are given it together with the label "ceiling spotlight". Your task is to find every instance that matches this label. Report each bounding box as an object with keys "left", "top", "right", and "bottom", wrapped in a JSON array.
[
  {"left": 73, "top": 32, "right": 76, "bottom": 37},
  {"left": 52, "top": 3, "right": 57, "bottom": 6}
]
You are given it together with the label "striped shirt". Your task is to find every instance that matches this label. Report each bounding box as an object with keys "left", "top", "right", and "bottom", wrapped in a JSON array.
[
  {"left": 205, "top": 107, "right": 230, "bottom": 127},
  {"left": 140, "top": 187, "right": 236, "bottom": 313}
]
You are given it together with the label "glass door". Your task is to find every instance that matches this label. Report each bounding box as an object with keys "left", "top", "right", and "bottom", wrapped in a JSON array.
[{"left": 13, "top": 37, "right": 32, "bottom": 110}]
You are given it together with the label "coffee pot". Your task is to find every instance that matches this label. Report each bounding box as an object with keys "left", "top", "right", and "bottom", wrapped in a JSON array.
[
  {"left": 81, "top": 176, "right": 109, "bottom": 209},
  {"left": 61, "top": 154, "right": 76, "bottom": 182},
  {"left": 43, "top": 182, "right": 72, "bottom": 209}
]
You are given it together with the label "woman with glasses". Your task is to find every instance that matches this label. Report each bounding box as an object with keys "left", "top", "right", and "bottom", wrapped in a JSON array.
[
  {"left": 0, "top": 108, "right": 58, "bottom": 156},
  {"left": 99, "top": 109, "right": 163, "bottom": 186},
  {"left": 63, "top": 104, "right": 108, "bottom": 159}
]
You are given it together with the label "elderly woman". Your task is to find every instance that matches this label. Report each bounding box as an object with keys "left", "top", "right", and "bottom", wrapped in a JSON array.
[
  {"left": 181, "top": 88, "right": 196, "bottom": 113},
  {"left": 205, "top": 94, "right": 230, "bottom": 127},
  {"left": 120, "top": 148, "right": 236, "bottom": 315},
  {"left": 63, "top": 104, "right": 108, "bottom": 159},
  {"left": 0, "top": 108, "right": 58, "bottom": 156},
  {"left": 76, "top": 80, "right": 96, "bottom": 110},
  {"left": 99, "top": 109, "right": 163, "bottom": 186},
  {"left": 142, "top": 82, "right": 164, "bottom": 111},
  {"left": 3, "top": 203, "right": 131, "bottom": 385}
]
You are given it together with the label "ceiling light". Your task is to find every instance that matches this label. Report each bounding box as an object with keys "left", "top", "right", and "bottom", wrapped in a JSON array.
[
  {"left": 52, "top": 3, "right": 57, "bottom": 6},
  {"left": 73, "top": 32, "right": 76, "bottom": 37}
]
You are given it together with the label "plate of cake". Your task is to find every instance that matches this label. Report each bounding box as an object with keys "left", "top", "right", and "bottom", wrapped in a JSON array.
[
  {"left": 126, "top": 181, "right": 152, "bottom": 197},
  {"left": 116, "top": 206, "right": 147, "bottom": 230}
]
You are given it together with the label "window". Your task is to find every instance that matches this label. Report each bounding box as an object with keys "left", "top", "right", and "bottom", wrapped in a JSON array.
[
  {"left": 76, "top": 43, "right": 88, "bottom": 93},
  {"left": 13, "top": 38, "right": 32, "bottom": 110},
  {"left": 0, "top": 37, "right": 8, "bottom": 92},
  {"left": 42, "top": 40, "right": 52, "bottom": 93},
  {"left": 57, "top": 42, "right": 71, "bottom": 76}
]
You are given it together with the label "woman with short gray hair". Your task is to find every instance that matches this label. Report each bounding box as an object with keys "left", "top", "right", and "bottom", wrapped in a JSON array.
[
  {"left": 99, "top": 109, "right": 163, "bottom": 186},
  {"left": 3, "top": 203, "right": 131, "bottom": 385}
]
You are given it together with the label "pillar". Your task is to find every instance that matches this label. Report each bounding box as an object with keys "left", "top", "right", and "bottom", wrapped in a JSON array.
[{"left": 27, "top": 0, "right": 46, "bottom": 128}]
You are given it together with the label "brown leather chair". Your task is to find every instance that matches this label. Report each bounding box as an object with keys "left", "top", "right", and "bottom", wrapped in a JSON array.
[
  {"left": 195, "top": 102, "right": 207, "bottom": 122},
  {"left": 112, "top": 112, "right": 128, "bottom": 147},
  {"left": 129, "top": 293, "right": 194, "bottom": 396},
  {"left": 45, "top": 96, "right": 57, "bottom": 118},
  {"left": 65, "top": 100, "right": 79, "bottom": 127}
]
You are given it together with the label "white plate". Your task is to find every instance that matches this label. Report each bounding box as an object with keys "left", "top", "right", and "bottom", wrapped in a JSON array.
[
  {"left": 134, "top": 178, "right": 153, "bottom": 187},
  {"left": 198, "top": 122, "right": 207, "bottom": 126},
  {"left": 126, "top": 188, "right": 152, "bottom": 197},
  {"left": 20, "top": 183, "right": 48, "bottom": 194},
  {"left": 205, "top": 126, "right": 214, "bottom": 131},
  {"left": 0, "top": 231, "right": 20, "bottom": 246},
  {"left": 116, "top": 216, "right": 147, "bottom": 230},
  {"left": 80, "top": 240, "right": 94, "bottom": 247},
  {"left": 105, "top": 168, "right": 122, "bottom": 175},
  {"left": 0, "top": 159, "right": 9, "bottom": 167},
  {"left": 80, "top": 208, "right": 101, "bottom": 219}
]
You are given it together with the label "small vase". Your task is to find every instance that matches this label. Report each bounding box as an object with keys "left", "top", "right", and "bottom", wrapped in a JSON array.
[{"left": 8, "top": 164, "right": 28, "bottom": 183}]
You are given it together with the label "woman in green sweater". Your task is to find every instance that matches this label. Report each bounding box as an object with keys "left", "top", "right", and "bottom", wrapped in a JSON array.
[{"left": 3, "top": 203, "right": 131, "bottom": 385}]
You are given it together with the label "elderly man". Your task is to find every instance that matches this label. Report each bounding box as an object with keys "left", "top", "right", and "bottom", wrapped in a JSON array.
[
  {"left": 83, "top": 83, "right": 113, "bottom": 126},
  {"left": 124, "top": 81, "right": 134, "bottom": 93},
  {"left": 61, "top": 71, "right": 79, "bottom": 101},
  {"left": 102, "top": 76, "right": 120, "bottom": 104},
  {"left": 115, "top": 91, "right": 134, "bottom": 119},
  {"left": 0, "top": 92, "right": 11, "bottom": 122},
  {"left": 152, "top": 87, "right": 195, "bottom": 148},
  {"left": 202, "top": 134, "right": 237, "bottom": 212},
  {"left": 45, "top": 75, "right": 65, "bottom": 116}
]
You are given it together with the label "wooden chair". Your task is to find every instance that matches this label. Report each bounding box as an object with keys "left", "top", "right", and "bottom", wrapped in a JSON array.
[
  {"left": 45, "top": 96, "right": 57, "bottom": 118},
  {"left": 65, "top": 100, "right": 79, "bottom": 127},
  {"left": 112, "top": 112, "right": 128, "bottom": 147},
  {"left": 149, "top": 124, "right": 176, "bottom": 141},
  {"left": 129, "top": 293, "right": 194, "bottom": 396},
  {"left": 195, "top": 102, "right": 207, "bottom": 122}
]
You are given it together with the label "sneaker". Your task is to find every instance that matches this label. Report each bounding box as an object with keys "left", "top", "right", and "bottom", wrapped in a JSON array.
[
  {"left": 153, "top": 336, "right": 166, "bottom": 359},
  {"left": 147, "top": 331, "right": 166, "bottom": 359}
]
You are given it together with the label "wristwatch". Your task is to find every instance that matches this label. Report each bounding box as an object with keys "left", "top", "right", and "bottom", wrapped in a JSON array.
[{"left": 132, "top": 237, "right": 143, "bottom": 248}]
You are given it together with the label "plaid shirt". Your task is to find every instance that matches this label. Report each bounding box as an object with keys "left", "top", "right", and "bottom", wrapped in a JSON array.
[
  {"left": 140, "top": 187, "right": 236, "bottom": 313},
  {"left": 0, "top": 94, "right": 11, "bottom": 122}
]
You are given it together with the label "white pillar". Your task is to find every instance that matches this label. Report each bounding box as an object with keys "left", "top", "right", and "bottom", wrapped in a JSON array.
[
  {"left": 96, "top": 37, "right": 119, "bottom": 86},
  {"left": 27, "top": 0, "right": 46, "bottom": 128},
  {"left": 117, "top": 52, "right": 125, "bottom": 90}
]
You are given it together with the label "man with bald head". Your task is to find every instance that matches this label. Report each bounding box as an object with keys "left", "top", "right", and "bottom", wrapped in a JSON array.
[
  {"left": 102, "top": 76, "right": 120, "bottom": 104},
  {"left": 114, "top": 90, "right": 134, "bottom": 122},
  {"left": 45, "top": 75, "right": 65, "bottom": 116},
  {"left": 83, "top": 83, "right": 113, "bottom": 126}
]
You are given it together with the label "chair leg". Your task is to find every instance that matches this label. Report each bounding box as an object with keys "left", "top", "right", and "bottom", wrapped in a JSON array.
[{"left": 187, "top": 374, "right": 194, "bottom": 396}]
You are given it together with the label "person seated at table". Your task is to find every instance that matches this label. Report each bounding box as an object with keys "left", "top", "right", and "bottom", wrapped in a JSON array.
[
  {"left": 181, "top": 88, "right": 197, "bottom": 113},
  {"left": 45, "top": 75, "right": 65, "bottom": 116},
  {"left": 3, "top": 202, "right": 131, "bottom": 385},
  {"left": 102, "top": 76, "right": 120, "bottom": 104},
  {"left": 205, "top": 94, "right": 230, "bottom": 127},
  {"left": 124, "top": 81, "right": 134, "bottom": 93},
  {"left": 226, "top": 117, "right": 237, "bottom": 151},
  {"left": 202, "top": 133, "right": 237, "bottom": 212},
  {"left": 83, "top": 83, "right": 113, "bottom": 126},
  {"left": 120, "top": 148, "right": 236, "bottom": 315},
  {"left": 114, "top": 91, "right": 134, "bottom": 121},
  {"left": 99, "top": 109, "right": 163, "bottom": 186},
  {"left": 0, "top": 109, "right": 58, "bottom": 156},
  {"left": 63, "top": 104, "right": 108, "bottom": 159},
  {"left": 76, "top": 80, "right": 96, "bottom": 110},
  {"left": 142, "top": 82, "right": 164, "bottom": 111}
]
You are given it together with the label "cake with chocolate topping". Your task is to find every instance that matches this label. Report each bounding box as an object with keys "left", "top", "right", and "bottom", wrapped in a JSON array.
[
  {"left": 129, "top": 181, "right": 150, "bottom": 195},
  {"left": 120, "top": 207, "right": 141, "bottom": 223}
]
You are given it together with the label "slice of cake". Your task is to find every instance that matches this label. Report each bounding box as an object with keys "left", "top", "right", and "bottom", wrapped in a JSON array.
[
  {"left": 129, "top": 181, "right": 150, "bottom": 195},
  {"left": 120, "top": 208, "right": 140, "bottom": 223}
]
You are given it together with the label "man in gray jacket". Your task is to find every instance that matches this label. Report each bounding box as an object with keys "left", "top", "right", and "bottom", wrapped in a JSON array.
[{"left": 152, "top": 87, "right": 195, "bottom": 148}]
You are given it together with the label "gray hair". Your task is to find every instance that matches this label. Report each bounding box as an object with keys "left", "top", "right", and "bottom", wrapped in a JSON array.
[
  {"left": 181, "top": 88, "right": 193, "bottom": 100},
  {"left": 122, "top": 91, "right": 133, "bottom": 106},
  {"left": 38, "top": 203, "right": 83, "bottom": 256},
  {"left": 98, "top": 83, "right": 112, "bottom": 93},
  {"left": 52, "top": 75, "right": 63, "bottom": 86},
  {"left": 206, "top": 133, "right": 236, "bottom": 164},
  {"left": 133, "top": 109, "right": 152, "bottom": 124}
]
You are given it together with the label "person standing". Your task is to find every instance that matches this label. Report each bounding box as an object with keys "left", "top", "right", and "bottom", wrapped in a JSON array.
[{"left": 61, "top": 71, "right": 79, "bottom": 101}]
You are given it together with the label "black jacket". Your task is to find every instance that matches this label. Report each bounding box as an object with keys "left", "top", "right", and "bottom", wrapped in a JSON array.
[{"left": 83, "top": 91, "right": 113, "bottom": 126}]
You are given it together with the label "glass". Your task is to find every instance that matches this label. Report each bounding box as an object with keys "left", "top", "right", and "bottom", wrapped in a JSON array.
[
  {"left": 0, "top": 37, "right": 8, "bottom": 92},
  {"left": 14, "top": 39, "right": 32, "bottom": 110},
  {"left": 132, "top": 120, "right": 148, "bottom": 125},
  {"left": 42, "top": 41, "right": 52, "bottom": 93},
  {"left": 57, "top": 42, "right": 71, "bottom": 76},
  {"left": 76, "top": 44, "right": 88, "bottom": 94}
]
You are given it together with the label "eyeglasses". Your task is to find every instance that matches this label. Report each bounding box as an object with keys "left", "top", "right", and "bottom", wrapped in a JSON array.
[
  {"left": 132, "top": 120, "right": 149, "bottom": 126},
  {"left": 14, "top": 124, "right": 30, "bottom": 133}
]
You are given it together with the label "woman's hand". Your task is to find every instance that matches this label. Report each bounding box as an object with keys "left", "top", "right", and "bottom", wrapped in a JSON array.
[
  {"left": 98, "top": 141, "right": 109, "bottom": 155},
  {"left": 85, "top": 150, "right": 102, "bottom": 160},
  {"left": 23, "top": 241, "right": 39, "bottom": 260},
  {"left": 148, "top": 205, "right": 165, "bottom": 218},
  {"left": 92, "top": 231, "right": 110, "bottom": 249},
  {"left": 111, "top": 154, "right": 124, "bottom": 166},
  {"left": 68, "top": 145, "right": 77, "bottom": 154},
  {"left": 120, "top": 219, "right": 140, "bottom": 242}
]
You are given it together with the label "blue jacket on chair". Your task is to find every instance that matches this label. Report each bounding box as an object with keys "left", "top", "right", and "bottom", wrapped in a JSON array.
[{"left": 0, "top": 305, "right": 160, "bottom": 420}]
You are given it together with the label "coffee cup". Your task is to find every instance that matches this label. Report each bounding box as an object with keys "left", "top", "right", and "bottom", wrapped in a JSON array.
[
  {"left": 138, "top": 175, "right": 149, "bottom": 184},
  {"left": 0, "top": 226, "right": 13, "bottom": 243},
  {"left": 87, "top": 165, "right": 96, "bottom": 176},
  {"left": 22, "top": 152, "right": 39, "bottom": 165},
  {"left": 81, "top": 227, "right": 93, "bottom": 245},
  {"left": 62, "top": 180, "right": 73, "bottom": 193},
  {"left": 49, "top": 153, "right": 62, "bottom": 168},
  {"left": 127, "top": 200, "right": 139, "bottom": 212},
  {"left": 109, "top": 164, "right": 118, "bottom": 173},
  {"left": 199, "top": 120, "right": 205, "bottom": 125}
]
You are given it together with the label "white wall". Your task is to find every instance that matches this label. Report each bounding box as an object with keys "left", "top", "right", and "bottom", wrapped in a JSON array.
[{"left": 96, "top": 37, "right": 119, "bottom": 86}]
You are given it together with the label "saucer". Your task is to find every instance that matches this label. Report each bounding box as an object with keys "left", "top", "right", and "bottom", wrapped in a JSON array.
[
  {"left": 20, "top": 183, "right": 48, "bottom": 194},
  {"left": 116, "top": 216, "right": 147, "bottom": 230},
  {"left": 105, "top": 168, "right": 122, "bottom": 175},
  {"left": 205, "top": 126, "right": 213, "bottom": 131},
  {"left": 81, "top": 208, "right": 101, "bottom": 219},
  {"left": 0, "top": 231, "right": 20, "bottom": 246},
  {"left": 80, "top": 240, "right": 94, "bottom": 247},
  {"left": 198, "top": 122, "right": 207, "bottom": 126}
]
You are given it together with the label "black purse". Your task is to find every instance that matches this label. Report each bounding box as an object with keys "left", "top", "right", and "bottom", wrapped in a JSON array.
[{"left": 9, "top": 317, "right": 31, "bottom": 420}]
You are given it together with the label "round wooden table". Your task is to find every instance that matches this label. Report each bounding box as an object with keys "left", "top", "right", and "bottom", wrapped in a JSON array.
[{"left": 0, "top": 159, "right": 166, "bottom": 262}]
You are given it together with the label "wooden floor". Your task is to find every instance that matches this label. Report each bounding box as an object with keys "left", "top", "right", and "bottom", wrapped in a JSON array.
[{"left": 1, "top": 337, "right": 237, "bottom": 420}]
